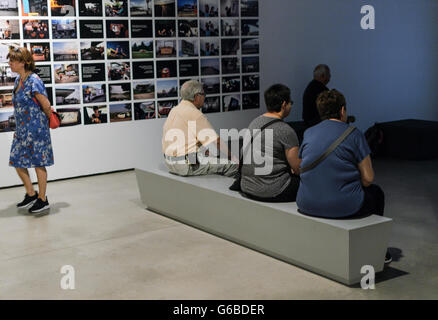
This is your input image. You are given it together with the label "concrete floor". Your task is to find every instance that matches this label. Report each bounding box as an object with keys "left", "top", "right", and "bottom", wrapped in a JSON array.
[{"left": 0, "top": 158, "right": 437, "bottom": 299}]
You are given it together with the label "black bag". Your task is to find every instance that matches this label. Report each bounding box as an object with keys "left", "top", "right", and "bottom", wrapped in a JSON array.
[{"left": 229, "top": 119, "right": 282, "bottom": 191}]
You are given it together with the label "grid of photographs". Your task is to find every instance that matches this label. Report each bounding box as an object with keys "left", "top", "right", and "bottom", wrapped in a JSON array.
[{"left": 0, "top": 0, "right": 259, "bottom": 132}]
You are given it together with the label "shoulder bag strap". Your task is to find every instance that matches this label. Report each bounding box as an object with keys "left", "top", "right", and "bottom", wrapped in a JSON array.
[{"left": 300, "top": 126, "right": 356, "bottom": 174}]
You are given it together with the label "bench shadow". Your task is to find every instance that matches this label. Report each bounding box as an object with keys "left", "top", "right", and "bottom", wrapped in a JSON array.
[{"left": 0, "top": 202, "right": 70, "bottom": 218}]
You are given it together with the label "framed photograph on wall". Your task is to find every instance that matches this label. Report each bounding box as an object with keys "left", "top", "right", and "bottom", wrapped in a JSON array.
[
  {"left": 79, "top": 0, "right": 103, "bottom": 16},
  {"left": 0, "top": 66, "right": 17, "bottom": 86},
  {"left": 155, "top": 20, "right": 176, "bottom": 38},
  {"left": 107, "top": 61, "right": 131, "bottom": 81},
  {"left": 54, "top": 63, "right": 79, "bottom": 83},
  {"left": 156, "top": 60, "right": 177, "bottom": 78},
  {"left": 157, "top": 99, "right": 178, "bottom": 118},
  {"left": 81, "top": 63, "right": 106, "bottom": 82},
  {"left": 53, "top": 42, "right": 78, "bottom": 61},
  {"left": 0, "top": 0, "right": 18, "bottom": 16},
  {"left": 21, "top": 0, "right": 48, "bottom": 16},
  {"left": 155, "top": 0, "right": 176, "bottom": 17},
  {"left": 133, "top": 80, "right": 155, "bottom": 100},
  {"left": 106, "top": 20, "right": 129, "bottom": 38},
  {"left": 104, "top": 0, "right": 128, "bottom": 17},
  {"left": 130, "top": 20, "right": 153, "bottom": 38},
  {"left": 110, "top": 103, "right": 132, "bottom": 122},
  {"left": 52, "top": 19, "right": 77, "bottom": 39},
  {"left": 82, "top": 84, "right": 106, "bottom": 103},
  {"left": 84, "top": 105, "right": 108, "bottom": 125},
  {"left": 131, "top": 40, "right": 153, "bottom": 59},
  {"left": 81, "top": 41, "right": 105, "bottom": 60},
  {"left": 0, "top": 20, "right": 20, "bottom": 39},
  {"left": 156, "top": 79, "right": 177, "bottom": 99},
  {"left": 202, "top": 96, "right": 220, "bottom": 113},
  {"left": 80, "top": 20, "right": 104, "bottom": 38},
  {"left": 27, "top": 42, "right": 50, "bottom": 62},
  {"left": 132, "top": 61, "right": 154, "bottom": 79},
  {"left": 34, "top": 65, "right": 52, "bottom": 84},
  {"left": 107, "top": 41, "right": 130, "bottom": 59},
  {"left": 55, "top": 85, "right": 81, "bottom": 106},
  {"left": 51, "top": 0, "right": 76, "bottom": 16},
  {"left": 130, "top": 0, "right": 153, "bottom": 17},
  {"left": 199, "top": 0, "right": 218, "bottom": 17},
  {"left": 109, "top": 83, "right": 131, "bottom": 101},
  {"left": 22, "top": 20, "right": 49, "bottom": 39},
  {"left": 134, "top": 101, "right": 156, "bottom": 120}
]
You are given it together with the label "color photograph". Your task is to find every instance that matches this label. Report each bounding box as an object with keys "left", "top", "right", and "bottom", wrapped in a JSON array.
[
  {"left": 156, "top": 40, "right": 176, "bottom": 58},
  {"left": 157, "top": 99, "right": 178, "bottom": 118},
  {"left": 242, "top": 74, "right": 259, "bottom": 91},
  {"left": 178, "top": 19, "right": 198, "bottom": 37},
  {"left": 0, "top": 89, "right": 13, "bottom": 108},
  {"left": 201, "top": 76, "right": 220, "bottom": 94},
  {"left": 28, "top": 42, "right": 50, "bottom": 61},
  {"left": 0, "top": 19, "right": 19, "bottom": 39},
  {"left": 56, "top": 108, "right": 82, "bottom": 126},
  {"left": 22, "top": 20, "right": 49, "bottom": 39},
  {"left": 131, "top": 40, "right": 153, "bottom": 59},
  {"left": 200, "top": 38, "right": 219, "bottom": 56},
  {"left": 220, "top": 0, "right": 238, "bottom": 17},
  {"left": 79, "top": 0, "right": 102, "bottom": 16},
  {"left": 133, "top": 80, "right": 154, "bottom": 100},
  {"left": 51, "top": 0, "right": 75, "bottom": 16},
  {"left": 21, "top": 0, "right": 48, "bottom": 16},
  {"left": 177, "top": 0, "right": 197, "bottom": 17},
  {"left": 109, "top": 83, "right": 131, "bottom": 101},
  {"left": 221, "top": 18, "right": 239, "bottom": 36},
  {"left": 155, "top": 20, "right": 176, "bottom": 38},
  {"left": 199, "top": 0, "right": 218, "bottom": 17},
  {"left": 202, "top": 96, "right": 220, "bottom": 113},
  {"left": 84, "top": 105, "right": 107, "bottom": 124},
  {"left": 134, "top": 101, "right": 155, "bottom": 120},
  {"left": 156, "top": 60, "right": 177, "bottom": 78},
  {"left": 199, "top": 19, "right": 219, "bottom": 37},
  {"left": 52, "top": 19, "right": 77, "bottom": 39},
  {"left": 200, "top": 58, "right": 219, "bottom": 76},
  {"left": 241, "top": 37, "right": 259, "bottom": 54},
  {"left": 54, "top": 63, "right": 79, "bottom": 83},
  {"left": 0, "top": 110, "right": 15, "bottom": 132},
  {"left": 110, "top": 103, "right": 132, "bottom": 122},
  {"left": 82, "top": 84, "right": 106, "bottom": 104},
  {"left": 130, "top": 0, "right": 152, "bottom": 17},
  {"left": 107, "top": 61, "right": 130, "bottom": 81},
  {"left": 0, "top": 0, "right": 18, "bottom": 16},
  {"left": 106, "top": 20, "right": 129, "bottom": 38},
  {"left": 154, "top": 0, "right": 175, "bottom": 17},
  {"left": 104, "top": 0, "right": 128, "bottom": 17},
  {"left": 222, "top": 93, "right": 240, "bottom": 112},
  {"left": 107, "top": 41, "right": 130, "bottom": 59},
  {"left": 156, "top": 79, "right": 177, "bottom": 99},
  {"left": 221, "top": 57, "right": 239, "bottom": 74},
  {"left": 222, "top": 75, "right": 240, "bottom": 93},
  {"left": 178, "top": 39, "right": 198, "bottom": 57},
  {"left": 55, "top": 85, "right": 81, "bottom": 106},
  {"left": 80, "top": 41, "right": 105, "bottom": 60},
  {"left": 53, "top": 41, "right": 78, "bottom": 61}
]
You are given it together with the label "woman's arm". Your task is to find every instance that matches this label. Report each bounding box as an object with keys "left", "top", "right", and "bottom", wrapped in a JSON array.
[
  {"left": 285, "top": 146, "right": 302, "bottom": 175},
  {"left": 35, "top": 92, "right": 51, "bottom": 119},
  {"left": 358, "top": 155, "right": 374, "bottom": 187}
]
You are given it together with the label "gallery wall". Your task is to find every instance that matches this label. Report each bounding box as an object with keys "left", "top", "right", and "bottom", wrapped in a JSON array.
[
  {"left": 260, "top": 0, "right": 438, "bottom": 131},
  {"left": 0, "top": 0, "right": 262, "bottom": 188}
]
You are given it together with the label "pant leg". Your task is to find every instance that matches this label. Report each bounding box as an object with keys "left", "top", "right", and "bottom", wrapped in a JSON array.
[
  {"left": 187, "top": 156, "right": 238, "bottom": 177},
  {"left": 349, "top": 184, "right": 385, "bottom": 218}
]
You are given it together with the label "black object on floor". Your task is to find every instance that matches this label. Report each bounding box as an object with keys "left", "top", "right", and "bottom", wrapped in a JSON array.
[{"left": 378, "top": 119, "right": 438, "bottom": 160}]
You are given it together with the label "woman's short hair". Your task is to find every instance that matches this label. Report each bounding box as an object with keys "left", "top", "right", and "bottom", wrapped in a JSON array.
[
  {"left": 7, "top": 47, "right": 35, "bottom": 72},
  {"left": 264, "top": 84, "right": 291, "bottom": 113},
  {"left": 180, "top": 80, "right": 204, "bottom": 102},
  {"left": 316, "top": 89, "right": 346, "bottom": 120}
]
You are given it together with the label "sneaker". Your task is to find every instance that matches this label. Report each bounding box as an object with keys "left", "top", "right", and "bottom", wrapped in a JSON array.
[
  {"left": 28, "top": 197, "right": 50, "bottom": 213},
  {"left": 17, "top": 192, "right": 38, "bottom": 208},
  {"left": 385, "top": 250, "right": 392, "bottom": 264}
]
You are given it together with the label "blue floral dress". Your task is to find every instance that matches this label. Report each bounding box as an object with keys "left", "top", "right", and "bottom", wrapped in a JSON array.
[{"left": 9, "top": 73, "right": 54, "bottom": 168}]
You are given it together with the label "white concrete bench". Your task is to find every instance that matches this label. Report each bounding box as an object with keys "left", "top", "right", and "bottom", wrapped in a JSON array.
[{"left": 135, "top": 165, "right": 392, "bottom": 285}]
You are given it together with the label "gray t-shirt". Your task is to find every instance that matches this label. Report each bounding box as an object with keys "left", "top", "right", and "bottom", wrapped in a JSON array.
[{"left": 241, "top": 115, "right": 299, "bottom": 198}]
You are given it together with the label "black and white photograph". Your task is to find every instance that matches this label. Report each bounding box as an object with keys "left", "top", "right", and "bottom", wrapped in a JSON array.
[
  {"left": 157, "top": 99, "right": 178, "bottom": 118},
  {"left": 133, "top": 80, "right": 154, "bottom": 100},
  {"left": 177, "top": 0, "right": 197, "bottom": 17},
  {"left": 199, "top": 0, "right": 218, "bottom": 17},
  {"left": 82, "top": 84, "right": 106, "bottom": 103},
  {"left": 0, "top": 66, "right": 16, "bottom": 86},
  {"left": 28, "top": 42, "right": 50, "bottom": 61},
  {"left": 132, "top": 61, "right": 154, "bottom": 79},
  {"left": 79, "top": 0, "right": 103, "bottom": 16},
  {"left": 0, "top": 110, "right": 15, "bottom": 133},
  {"left": 130, "top": 19, "right": 153, "bottom": 38},
  {"left": 81, "top": 62, "right": 105, "bottom": 82},
  {"left": 156, "top": 79, "right": 178, "bottom": 99},
  {"left": 201, "top": 77, "right": 220, "bottom": 94},
  {"left": 84, "top": 105, "right": 108, "bottom": 124},
  {"left": 80, "top": 41, "right": 105, "bottom": 60},
  {"left": 109, "top": 82, "right": 131, "bottom": 101},
  {"left": 242, "top": 55, "right": 259, "bottom": 73},
  {"left": 199, "top": 19, "right": 219, "bottom": 37},
  {"left": 110, "top": 103, "right": 132, "bottom": 122},
  {"left": 202, "top": 96, "right": 220, "bottom": 113},
  {"left": 0, "top": 89, "right": 13, "bottom": 108},
  {"left": 21, "top": 0, "right": 48, "bottom": 16},
  {"left": 242, "top": 74, "right": 259, "bottom": 91},
  {"left": 104, "top": 0, "right": 128, "bottom": 17},
  {"left": 55, "top": 85, "right": 81, "bottom": 105},
  {"left": 201, "top": 58, "right": 219, "bottom": 76},
  {"left": 80, "top": 20, "right": 103, "bottom": 38},
  {"left": 222, "top": 75, "right": 240, "bottom": 93},
  {"left": 220, "top": 0, "right": 238, "bottom": 17},
  {"left": 155, "top": 20, "right": 176, "bottom": 38},
  {"left": 222, "top": 93, "right": 240, "bottom": 112},
  {"left": 179, "top": 39, "right": 198, "bottom": 57},
  {"left": 241, "top": 0, "right": 258, "bottom": 17},
  {"left": 34, "top": 65, "right": 52, "bottom": 83},
  {"left": 0, "top": 19, "right": 19, "bottom": 39},
  {"left": 154, "top": 0, "right": 175, "bottom": 17},
  {"left": 221, "top": 57, "right": 239, "bottom": 74},
  {"left": 156, "top": 40, "right": 176, "bottom": 58},
  {"left": 241, "top": 37, "right": 259, "bottom": 54},
  {"left": 106, "top": 20, "right": 129, "bottom": 38},
  {"left": 0, "top": 0, "right": 18, "bottom": 16},
  {"left": 22, "top": 20, "right": 49, "bottom": 39},
  {"left": 200, "top": 38, "right": 219, "bottom": 56},
  {"left": 56, "top": 108, "right": 82, "bottom": 126},
  {"left": 221, "top": 18, "right": 239, "bottom": 36},
  {"left": 178, "top": 19, "right": 198, "bottom": 37},
  {"left": 132, "top": 40, "right": 153, "bottom": 59},
  {"left": 52, "top": 19, "right": 77, "bottom": 39},
  {"left": 53, "top": 41, "right": 78, "bottom": 61},
  {"left": 107, "top": 41, "right": 130, "bottom": 59},
  {"left": 51, "top": 0, "right": 76, "bottom": 16},
  {"left": 241, "top": 19, "right": 258, "bottom": 36},
  {"left": 130, "top": 0, "right": 152, "bottom": 17},
  {"left": 156, "top": 60, "right": 177, "bottom": 78},
  {"left": 134, "top": 101, "right": 155, "bottom": 120},
  {"left": 242, "top": 92, "right": 259, "bottom": 109},
  {"left": 221, "top": 38, "right": 239, "bottom": 56},
  {"left": 54, "top": 63, "right": 79, "bottom": 83},
  {"left": 179, "top": 59, "right": 199, "bottom": 77},
  {"left": 107, "top": 61, "right": 130, "bottom": 81}
]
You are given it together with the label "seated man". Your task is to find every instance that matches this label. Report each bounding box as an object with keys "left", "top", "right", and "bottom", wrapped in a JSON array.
[
  {"left": 240, "top": 84, "right": 301, "bottom": 202},
  {"left": 297, "top": 89, "right": 391, "bottom": 263},
  {"left": 162, "top": 80, "right": 238, "bottom": 177}
]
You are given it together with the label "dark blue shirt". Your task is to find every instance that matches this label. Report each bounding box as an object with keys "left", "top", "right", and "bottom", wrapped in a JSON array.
[{"left": 297, "top": 120, "right": 371, "bottom": 218}]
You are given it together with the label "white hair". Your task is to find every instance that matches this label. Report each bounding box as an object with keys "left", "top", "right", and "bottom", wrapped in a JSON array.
[
  {"left": 180, "top": 80, "right": 204, "bottom": 101},
  {"left": 313, "top": 64, "right": 330, "bottom": 79}
]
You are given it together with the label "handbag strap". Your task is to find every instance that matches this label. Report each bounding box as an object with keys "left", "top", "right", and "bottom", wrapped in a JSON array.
[{"left": 300, "top": 126, "right": 356, "bottom": 174}]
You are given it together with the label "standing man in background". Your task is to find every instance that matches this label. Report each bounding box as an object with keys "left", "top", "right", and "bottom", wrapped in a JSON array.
[{"left": 302, "top": 64, "right": 331, "bottom": 128}]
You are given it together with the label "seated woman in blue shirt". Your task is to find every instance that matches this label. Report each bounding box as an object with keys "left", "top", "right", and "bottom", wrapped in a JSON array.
[{"left": 297, "top": 89, "right": 391, "bottom": 263}]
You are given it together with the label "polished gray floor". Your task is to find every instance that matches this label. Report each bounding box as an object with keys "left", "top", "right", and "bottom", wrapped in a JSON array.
[{"left": 0, "top": 158, "right": 437, "bottom": 299}]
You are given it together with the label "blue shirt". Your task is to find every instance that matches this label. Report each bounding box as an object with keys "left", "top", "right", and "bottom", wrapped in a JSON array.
[{"left": 297, "top": 120, "right": 371, "bottom": 218}]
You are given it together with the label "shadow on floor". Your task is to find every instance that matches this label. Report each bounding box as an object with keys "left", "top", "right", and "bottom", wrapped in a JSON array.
[{"left": 0, "top": 202, "right": 70, "bottom": 218}]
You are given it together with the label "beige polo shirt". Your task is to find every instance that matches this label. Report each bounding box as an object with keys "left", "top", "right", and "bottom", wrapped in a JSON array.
[{"left": 162, "top": 100, "right": 219, "bottom": 157}]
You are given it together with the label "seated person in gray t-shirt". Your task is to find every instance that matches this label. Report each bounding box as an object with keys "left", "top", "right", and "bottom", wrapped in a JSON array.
[{"left": 241, "top": 84, "right": 301, "bottom": 202}]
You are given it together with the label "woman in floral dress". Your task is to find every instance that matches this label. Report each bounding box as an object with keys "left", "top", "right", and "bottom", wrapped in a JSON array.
[{"left": 8, "top": 47, "right": 53, "bottom": 213}]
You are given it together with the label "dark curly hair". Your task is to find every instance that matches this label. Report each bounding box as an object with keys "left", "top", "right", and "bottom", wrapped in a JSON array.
[
  {"left": 316, "top": 89, "right": 346, "bottom": 120},
  {"left": 264, "top": 84, "right": 291, "bottom": 113}
]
